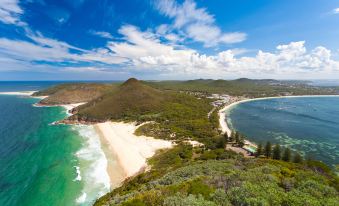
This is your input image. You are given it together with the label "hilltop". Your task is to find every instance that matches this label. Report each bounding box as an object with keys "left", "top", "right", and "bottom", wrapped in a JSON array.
[
  {"left": 67, "top": 78, "right": 220, "bottom": 147},
  {"left": 69, "top": 78, "right": 166, "bottom": 121}
]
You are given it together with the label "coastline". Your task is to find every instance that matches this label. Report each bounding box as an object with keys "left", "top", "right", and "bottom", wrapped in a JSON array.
[
  {"left": 94, "top": 122, "right": 173, "bottom": 182},
  {"left": 0, "top": 91, "right": 37, "bottom": 96},
  {"left": 219, "top": 94, "right": 339, "bottom": 145}
]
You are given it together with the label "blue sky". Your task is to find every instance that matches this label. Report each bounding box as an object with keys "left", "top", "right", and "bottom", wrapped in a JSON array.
[{"left": 0, "top": 0, "right": 339, "bottom": 80}]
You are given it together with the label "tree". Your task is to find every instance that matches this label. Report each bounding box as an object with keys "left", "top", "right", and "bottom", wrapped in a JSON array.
[
  {"left": 229, "top": 130, "right": 235, "bottom": 142},
  {"left": 264, "top": 141, "right": 272, "bottom": 158},
  {"left": 238, "top": 135, "right": 245, "bottom": 147},
  {"left": 235, "top": 131, "right": 240, "bottom": 144},
  {"left": 293, "top": 152, "right": 303, "bottom": 163},
  {"left": 217, "top": 136, "right": 226, "bottom": 149},
  {"left": 224, "top": 134, "right": 229, "bottom": 149},
  {"left": 223, "top": 132, "right": 229, "bottom": 142},
  {"left": 282, "top": 148, "right": 291, "bottom": 162},
  {"left": 255, "top": 143, "right": 263, "bottom": 157},
  {"left": 272, "top": 144, "right": 281, "bottom": 160}
]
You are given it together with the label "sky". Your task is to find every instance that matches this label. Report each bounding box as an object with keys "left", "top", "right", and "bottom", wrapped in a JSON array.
[{"left": 0, "top": 0, "right": 339, "bottom": 80}]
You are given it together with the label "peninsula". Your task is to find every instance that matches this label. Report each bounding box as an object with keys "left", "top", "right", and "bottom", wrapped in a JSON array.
[{"left": 32, "top": 78, "right": 339, "bottom": 206}]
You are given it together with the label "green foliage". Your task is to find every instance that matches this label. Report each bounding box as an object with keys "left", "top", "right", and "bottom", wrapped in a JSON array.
[
  {"left": 264, "top": 141, "right": 272, "bottom": 158},
  {"left": 293, "top": 152, "right": 303, "bottom": 163},
  {"left": 95, "top": 157, "right": 339, "bottom": 206},
  {"left": 273, "top": 144, "right": 281, "bottom": 160},
  {"left": 256, "top": 143, "right": 263, "bottom": 157},
  {"left": 33, "top": 83, "right": 114, "bottom": 105},
  {"left": 199, "top": 149, "right": 240, "bottom": 161},
  {"left": 229, "top": 131, "right": 235, "bottom": 142},
  {"left": 210, "top": 189, "right": 232, "bottom": 206},
  {"left": 164, "top": 194, "right": 216, "bottom": 206},
  {"left": 282, "top": 148, "right": 291, "bottom": 162},
  {"left": 145, "top": 79, "right": 337, "bottom": 98}
]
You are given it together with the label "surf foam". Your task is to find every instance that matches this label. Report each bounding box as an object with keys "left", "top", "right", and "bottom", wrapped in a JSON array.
[{"left": 73, "top": 125, "right": 110, "bottom": 205}]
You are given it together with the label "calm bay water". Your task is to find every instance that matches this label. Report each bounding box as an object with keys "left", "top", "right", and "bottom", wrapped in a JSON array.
[
  {"left": 0, "top": 82, "right": 110, "bottom": 206},
  {"left": 227, "top": 97, "right": 339, "bottom": 167}
]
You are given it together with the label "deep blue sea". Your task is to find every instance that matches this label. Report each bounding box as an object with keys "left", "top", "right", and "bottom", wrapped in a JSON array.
[
  {"left": 0, "top": 82, "right": 110, "bottom": 206},
  {"left": 227, "top": 97, "right": 339, "bottom": 167}
]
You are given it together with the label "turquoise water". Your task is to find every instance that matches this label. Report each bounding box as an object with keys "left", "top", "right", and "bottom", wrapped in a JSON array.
[
  {"left": 227, "top": 97, "right": 339, "bottom": 167},
  {"left": 0, "top": 93, "right": 110, "bottom": 205}
]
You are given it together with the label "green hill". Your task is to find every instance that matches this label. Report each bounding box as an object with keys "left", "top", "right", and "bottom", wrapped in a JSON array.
[
  {"left": 33, "top": 83, "right": 114, "bottom": 105},
  {"left": 69, "top": 78, "right": 166, "bottom": 121},
  {"left": 145, "top": 79, "right": 337, "bottom": 97},
  {"left": 68, "top": 78, "right": 220, "bottom": 147}
]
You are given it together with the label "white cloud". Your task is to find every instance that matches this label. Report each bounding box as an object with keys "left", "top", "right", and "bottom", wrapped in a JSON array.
[
  {"left": 89, "top": 30, "right": 114, "bottom": 39},
  {"left": 102, "top": 26, "right": 339, "bottom": 77},
  {"left": 155, "top": 0, "right": 247, "bottom": 47},
  {"left": 333, "top": 8, "right": 339, "bottom": 14},
  {"left": 0, "top": 31, "right": 126, "bottom": 65},
  {"left": 1, "top": 22, "right": 338, "bottom": 79},
  {"left": 0, "top": 0, "right": 26, "bottom": 25}
]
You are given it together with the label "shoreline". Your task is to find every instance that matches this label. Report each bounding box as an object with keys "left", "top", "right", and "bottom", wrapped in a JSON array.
[
  {"left": 95, "top": 122, "right": 173, "bottom": 185},
  {"left": 0, "top": 91, "right": 37, "bottom": 96},
  {"left": 219, "top": 94, "right": 339, "bottom": 146}
]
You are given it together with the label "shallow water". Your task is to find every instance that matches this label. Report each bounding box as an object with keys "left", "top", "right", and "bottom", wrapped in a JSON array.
[
  {"left": 227, "top": 97, "right": 339, "bottom": 167},
  {"left": 0, "top": 94, "right": 110, "bottom": 206}
]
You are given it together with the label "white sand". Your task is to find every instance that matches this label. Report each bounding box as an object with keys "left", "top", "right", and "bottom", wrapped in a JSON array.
[
  {"left": 0, "top": 91, "right": 37, "bottom": 96},
  {"left": 95, "top": 122, "right": 173, "bottom": 178},
  {"left": 219, "top": 94, "right": 339, "bottom": 137}
]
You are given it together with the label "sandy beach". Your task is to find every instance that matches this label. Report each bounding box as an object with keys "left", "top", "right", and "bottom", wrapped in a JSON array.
[
  {"left": 95, "top": 122, "right": 173, "bottom": 183},
  {"left": 0, "top": 91, "right": 38, "bottom": 96}
]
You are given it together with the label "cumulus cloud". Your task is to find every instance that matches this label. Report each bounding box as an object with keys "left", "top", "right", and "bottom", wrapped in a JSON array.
[
  {"left": 333, "top": 8, "right": 339, "bottom": 14},
  {"left": 104, "top": 26, "right": 339, "bottom": 77},
  {"left": 0, "top": 0, "right": 26, "bottom": 25},
  {"left": 155, "top": 0, "right": 247, "bottom": 47},
  {"left": 1, "top": 22, "right": 338, "bottom": 78},
  {"left": 0, "top": 0, "right": 337, "bottom": 79}
]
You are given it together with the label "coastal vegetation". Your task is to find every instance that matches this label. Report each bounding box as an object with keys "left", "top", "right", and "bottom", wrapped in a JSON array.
[
  {"left": 145, "top": 79, "right": 339, "bottom": 98},
  {"left": 67, "top": 78, "right": 222, "bottom": 148},
  {"left": 95, "top": 144, "right": 338, "bottom": 206},
  {"left": 33, "top": 83, "right": 114, "bottom": 105},
  {"left": 33, "top": 79, "right": 339, "bottom": 205}
]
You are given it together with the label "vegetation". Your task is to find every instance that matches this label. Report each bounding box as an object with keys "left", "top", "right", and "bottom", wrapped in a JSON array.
[
  {"left": 264, "top": 141, "right": 272, "bottom": 158},
  {"left": 145, "top": 78, "right": 339, "bottom": 98},
  {"left": 282, "top": 148, "right": 292, "bottom": 162},
  {"left": 67, "top": 78, "right": 221, "bottom": 148},
  {"left": 34, "top": 78, "right": 339, "bottom": 205},
  {"left": 95, "top": 144, "right": 339, "bottom": 206},
  {"left": 32, "top": 83, "right": 114, "bottom": 104},
  {"left": 273, "top": 144, "right": 282, "bottom": 160}
]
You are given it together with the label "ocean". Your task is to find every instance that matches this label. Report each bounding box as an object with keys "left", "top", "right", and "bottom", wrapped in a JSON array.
[
  {"left": 0, "top": 82, "right": 110, "bottom": 206},
  {"left": 227, "top": 96, "right": 339, "bottom": 167}
]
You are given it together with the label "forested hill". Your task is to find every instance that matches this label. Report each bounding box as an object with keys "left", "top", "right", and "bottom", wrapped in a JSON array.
[
  {"left": 145, "top": 78, "right": 338, "bottom": 97},
  {"left": 68, "top": 78, "right": 168, "bottom": 122}
]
